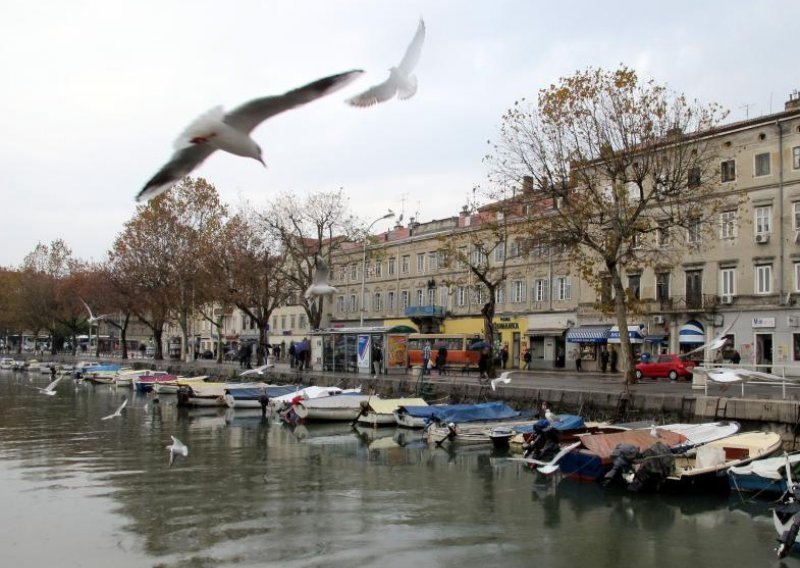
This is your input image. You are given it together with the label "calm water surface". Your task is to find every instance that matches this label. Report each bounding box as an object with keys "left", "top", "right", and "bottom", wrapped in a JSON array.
[{"left": 0, "top": 371, "right": 786, "bottom": 567}]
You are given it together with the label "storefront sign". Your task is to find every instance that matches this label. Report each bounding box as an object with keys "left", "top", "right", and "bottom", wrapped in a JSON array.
[
  {"left": 752, "top": 317, "right": 776, "bottom": 329},
  {"left": 494, "top": 322, "right": 519, "bottom": 330},
  {"left": 357, "top": 335, "right": 370, "bottom": 368}
]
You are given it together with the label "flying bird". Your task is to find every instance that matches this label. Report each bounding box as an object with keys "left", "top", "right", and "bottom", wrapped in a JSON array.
[
  {"left": 680, "top": 312, "right": 741, "bottom": 359},
  {"left": 101, "top": 397, "right": 128, "bottom": 421},
  {"left": 346, "top": 19, "right": 425, "bottom": 107},
  {"left": 35, "top": 375, "right": 63, "bottom": 396},
  {"left": 166, "top": 436, "right": 189, "bottom": 467},
  {"left": 137, "top": 69, "right": 364, "bottom": 202},
  {"left": 240, "top": 363, "right": 274, "bottom": 377},
  {"left": 490, "top": 371, "right": 514, "bottom": 391},
  {"left": 80, "top": 298, "right": 110, "bottom": 325},
  {"left": 304, "top": 259, "right": 338, "bottom": 300}
]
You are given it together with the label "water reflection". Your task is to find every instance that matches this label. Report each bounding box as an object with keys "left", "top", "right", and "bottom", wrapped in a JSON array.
[{"left": 0, "top": 371, "right": 788, "bottom": 567}]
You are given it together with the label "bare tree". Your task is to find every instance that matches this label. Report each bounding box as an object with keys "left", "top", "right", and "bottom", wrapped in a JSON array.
[{"left": 486, "top": 65, "right": 728, "bottom": 386}]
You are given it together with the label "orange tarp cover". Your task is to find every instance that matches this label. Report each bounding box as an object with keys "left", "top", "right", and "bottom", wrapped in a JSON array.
[{"left": 579, "top": 429, "right": 688, "bottom": 460}]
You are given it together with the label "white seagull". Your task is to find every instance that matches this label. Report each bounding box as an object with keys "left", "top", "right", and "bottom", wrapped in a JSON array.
[
  {"left": 240, "top": 363, "right": 273, "bottom": 377},
  {"left": 490, "top": 371, "right": 514, "bottom": 391},
  {"left": 346, "top": 19, "right": 425, "bottom": 107},
  {"left": 304, "top": 259, "right": 338, "bottom": 300},
  {"left": 542, "top": 402, "right": 559, "bottom": 423},
  {"left": 693, "top": 366, "right": 782, "bottom": 384},
  {"left": 166, "top": 436, "right": 189, "bottom": 467},
  {"left": 35, "top": 375, "right": 63, "bottom": 396},
  {"left": 137, "top": 69, "right": 364, "bottom": 202},
  {"left": 101, "top": 397, "right": 128, "bottom": 421},
  {"left": 80, "top": 298, "right": 110, "bottom": 325},
  {"left": 680, "top": 312, "right": 741, "bottom": 359}
]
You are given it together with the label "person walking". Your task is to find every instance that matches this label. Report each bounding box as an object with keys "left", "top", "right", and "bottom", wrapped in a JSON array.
[
  {"left": 523, "top": 349, "right": 531, "bottom": 370},
  {"left": 730, "top": 349, "right": 741, "bottom": 365},
  {"left": 574, "top": 349, "right": 582, "bottom": 371},
  {"left": 288, "top": 341, "right": 296, "bottom": 369},
  {"left": 478, "top": 348, "right": 489, "bottom": 380},
  {"left": 500, "top": 345, "right": 509, "bottom": 370},
  {"left": 422, "top": 341, "right": 432, "bottom": 376},
  {"left": 371, "top": 343, "right": 383, "bottom": 377},
  {"left": 600, "top": 347, "right": 609, "bottom": 372},
  {"left": 609, "top": 347, "right": 618, "bottom": 373},
  {"left": 436, "top": 345, "right": 448, "bottom": 375}
]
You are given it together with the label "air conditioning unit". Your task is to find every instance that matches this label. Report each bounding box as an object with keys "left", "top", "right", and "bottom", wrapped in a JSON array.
[
  {"left": 653, "top": 315, "right": 665, "bottom": 324},
  {"left": 755, "top": 233, "right": 770, "bottom": 244},
  {"left": 720, "top": 295, "right": 734, "bottom": 305}
]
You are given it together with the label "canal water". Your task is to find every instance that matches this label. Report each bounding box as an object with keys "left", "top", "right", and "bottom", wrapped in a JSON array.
[{"left": 0, "top": 371, "right": 786, "bottom": 567}]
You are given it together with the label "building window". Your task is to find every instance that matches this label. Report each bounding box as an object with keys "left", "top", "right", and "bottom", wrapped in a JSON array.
[
  {"left": 388, "top": 257, "right": 396, "bottom": 276},
  {"left": 400, "top": 290, "right": 410, "bottom": 309},
  {"left": 471, "top": 248, "right": 487, "bottom": 266},
  {"left": 755, "top": 206, "right": 772, "bottom": 235},
  {"left": 656, "top": 272, "right": 670, "bottom": 301},
  {"left": 755, "top": 152, "right": 771, "bottom": 177},
  {"left": 281, "top": 315, "right": 286, "bottom": 329},
  {"left": 373, "top": 292, "right": 383, "bottom": 311},
  {"left": 472, "top": 286, "right": 485, "bottom": 306},
  {"left": 794, "top": 334, "right": 800, "bottom": 362},
  {"left": 416, "top": 289, "right": 424, "bottom": 306},
  {"left": 427, "top": 287, "right": 435, "bottom": 305},
  {"left": 348, "top": 294, "right": 358, "bottom": 312},
  {"left": 272, "top": 316, "right": 278, "bottom": 330},
  {"left": 290, "top": 315, "right": 296, "bottom": 329},
  {"left": 755, "top": 264, "right": 772, "bottom": 294},
  {"left": 456, "top": 286, "right": 466, "bottom": 307},
  {"left": 721, "top": 159, "right": 736, "bottom": 182},
  {"left": 657, "top": 222, "right": 670, "bottom": 248},
  {"left": 795, "top": 264, "right": 800, "bottom": 292},
  {"left": 428, "top": 252, "right": 438, "bottom": 271},
  {"left": 416, "top": 253, "right": 425, "bottom": 273},
  {"left": 387, "top": 291, "right": 395, "bottom": 311},
  {"left": 299, "top": 315, "right": 307, "bottom": 329},
  {"left": 532, "top": 240, "right": 548, "bottom": 257},
  {"left": 374, "top": 261, "right": 382, "bottom": 278},
  {"left": 534, "top": 278, "right": 549, "bottom": 302},
  {"left": 627, "top": 274, "right": 640, "bottom": 300},
  {"left": 687, "top": 218, "right": 701, "bottom": 244},
  {"left": 720, "top": 210, "right": 737, "bottom": 240},
  {"left": 555, "top": 276, "right": 572, "bottom": 301},
  {"left": 688, "top": 167, "right": 701, "bottom": 188},
  {"left": 350, "top": 264, "right": 358, "bottom": 280},
  {"left": 512, "top": 280, "right": 527, "bottom": 303},
  {"left": 439, "top": 286, "right": 448, "bottom": 307},
  {"left": 720, "top": 268, "right": 735, "bottom": 296},
  {"left": 794, "top": 146, "right": 800, "bottom": 170},
  {"left": 401, "top": 255, "right": 410, "bottom": 274},
  {"left": 494, "top": 242, "right": 505, "bottom": 262},
  {"left": 495, "top": 283, "right": 505, "bottom": 305}
]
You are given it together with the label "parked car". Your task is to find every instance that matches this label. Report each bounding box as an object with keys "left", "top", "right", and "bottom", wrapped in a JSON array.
[{"left": 635, "top": 354, "right": 695, "bottom": 381}]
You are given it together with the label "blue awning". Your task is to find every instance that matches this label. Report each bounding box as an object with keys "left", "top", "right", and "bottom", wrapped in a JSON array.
[
  {"left": 566, "top": 326, "right": 611, "bottom": 343},
  {"left": 608, "top": 325, "right": 645, "bottom": 344},
  {"left": 679, "top": 320, "right": 705, "bottom": 344}
]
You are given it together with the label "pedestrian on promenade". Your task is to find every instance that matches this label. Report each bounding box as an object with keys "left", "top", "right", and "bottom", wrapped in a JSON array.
[
  {"left": 609, "top": 347, "right": 618, "bottom": 373},
  {"left": 422, "top": 341, "right": 432, "bottom": 376},
  {"left": 574, "top": 349, "right": 582, "bottom": 372},
  {"left": 600, "top": 347, "right": 609, "bottom": 372},
  {"left": 501, "top": 345, "right": 509, "bottom": 370},
  {"left": 523, "top": 349, "right": 531, "bottom": 370},
  {"left": 730, "top": 349, "right": 741, "bottom": 365},
  {"left": 437, "top": 345, "right": 448, "bottom": 375},
  {"left": 478, "top": 348, "right": 489, "bottom": 379},
  {"left": 289, "top": 341, "right": 296, "bottom": 369},
  {"left": 372, "top": 343, "right": 383, "bottom": 377}
]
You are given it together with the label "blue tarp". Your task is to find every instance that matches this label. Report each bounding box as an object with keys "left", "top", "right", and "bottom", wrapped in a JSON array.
[
  {"left": 512, "top": 414, "right": 586, "bottom": 434},
  {"left": 227, "top": 385, "right": 300, "bottom": 400},
  {"left": 87, "top": 365, "right": 122, "bottom": 372},
  {"left": 397, "top": 402, "right": 522, "bottom": 423}
]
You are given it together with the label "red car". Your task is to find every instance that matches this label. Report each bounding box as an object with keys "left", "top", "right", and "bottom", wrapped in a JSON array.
[{"left": 635, "top": 354, "right": 695, "bottom": 381}]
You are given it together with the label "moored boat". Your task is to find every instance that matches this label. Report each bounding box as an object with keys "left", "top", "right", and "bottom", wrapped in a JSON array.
[
  {"left": 223, "top": 384, "right": 302, "bottom": 409},
  {"left": 292, "top": 393, "right": 375, "bottom": 422},
  {"left": 394, "top": 401, "right": 524, "bottom": 430},
  {"left": 729, "top": 451, "right": 800, "bottom": 496},
  {"left": 356, "top": 397, "right": 428, "bottom": 427}
]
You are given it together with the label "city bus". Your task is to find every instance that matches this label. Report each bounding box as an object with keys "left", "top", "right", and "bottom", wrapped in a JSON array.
[{"left": 407, "top": 333, "right": 483, "bottom": 372}]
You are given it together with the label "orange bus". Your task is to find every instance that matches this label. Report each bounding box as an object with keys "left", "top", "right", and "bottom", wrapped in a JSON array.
[{"left": 407, "top": 333, "right": 483, "bottom": 372}]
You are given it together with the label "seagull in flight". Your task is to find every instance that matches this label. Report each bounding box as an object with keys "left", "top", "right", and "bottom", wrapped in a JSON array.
[
  {"left": 137, "top": 69, "right": 363, "bottom": 202},
  {"left": 240, "top": 363, "right": 273, "bottom": 377},
  {"left": 80, "top": 298, "right": 110, "bottom": 325},
  {"left": 166, "top": 436, "right": 189, "bottom": 467},
  {"left": 680, "top": 312, "right": 741, "bottom": 359},
  {"left": 304, "top": 259, "right": 338, "bottom": 301},
  {"left": 101, "top": 397, "right": 128, "bottom": 421},
  {"left": 35, "top": 375, "right": 63, "bottom": 396},
  {"left": 346, "top": 19, "right": 425, "bottom": 107},
  {"left": 490, "top": 371, "right": 514, "bottom": 391}
]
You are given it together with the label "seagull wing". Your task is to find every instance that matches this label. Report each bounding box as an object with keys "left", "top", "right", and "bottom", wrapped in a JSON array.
[
  {"left": 137, "top": 143, "right": 216, "bottom": 202},
  {"left": 313, "top": 260, "right": 330, "bottom": 285},
  {"left": 398, "top": 18, "right": 426, "bottom": 74},
  {"left": 118, "top": 398, "right": 128, "bottom": 413},
  {"left": 680, "top": 312, "right": 741, "bottom": 359},
  {"left": 346, "top": 77, "right": 399, "bottom": 108},
  {"left": 44, "top": 376, "right": 62, "bottom": 392},
  {"left": 79, "top": 298, "right": 94, "bottom": 319},
  {"left": 225, "top": 69, "right": 363, "bottom": 135}
]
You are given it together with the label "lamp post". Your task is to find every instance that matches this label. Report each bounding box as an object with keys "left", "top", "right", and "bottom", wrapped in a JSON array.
[{"left": 360, "top": 210, "right": 395, "bottom": 327}]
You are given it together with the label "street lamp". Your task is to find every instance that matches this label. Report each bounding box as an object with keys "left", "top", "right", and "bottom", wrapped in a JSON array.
[{"left": 360, "top": 210, "right": 395, "bottom": 327}]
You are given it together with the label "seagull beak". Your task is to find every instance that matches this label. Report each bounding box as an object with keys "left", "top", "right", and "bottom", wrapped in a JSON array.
[{"left": 258, "top": 156, "right": 266, "bottom": 168}]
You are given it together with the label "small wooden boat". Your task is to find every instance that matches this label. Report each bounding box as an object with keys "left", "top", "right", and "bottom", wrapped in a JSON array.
[
  {"left": 223, "top": 384, "right": 301, "bottom": 409},
  {"left": 292, "top": 394, "right": 375, "bottom": 422},
  {"left": 154, "top": 375, "right": 209, "bottom": 395},
  {"left": 82, "top": 365, "right": 125, "bottom": 384},
  {"left": 356, "top": 398, "right": 428, "bottom": 427},
  {"left": 269, "top": 386, "right": 360, "bottom": 413},
  {"left": 395, "top": 402, "right": 525, "bottom": 430},
  {"left": 729, "top": 451, "right": 800, "bottom": 496},
  {"left": 134, "top": 373, "right": 177, "bottom": 393}
]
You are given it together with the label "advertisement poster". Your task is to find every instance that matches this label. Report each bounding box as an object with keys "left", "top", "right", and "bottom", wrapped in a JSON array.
[
  {"left": 357, "top": 335, "right": 370, "bottom": 369},
  {"left": 387, "top": 334, "right": 408, "bottom": 368}
]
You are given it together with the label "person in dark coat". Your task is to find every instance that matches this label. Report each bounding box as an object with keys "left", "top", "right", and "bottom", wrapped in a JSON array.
[
  {"left": 574, "top": 349, "right": 582, "bottom": 371},
  {"left": 436, "top": 345, "right": 448, "bottom": 375},
  {"left": 288, "top": 341, "right": 296, "bottom": 368},
  {"left": 478, "top": 348, "right": 489, "bottom": 379},
  {"left": 500, "top": 345, "right": 509, "bottom": 369},
  {"left": 600, "top": 347, "right": 609, "bottom": 372},
  {"left": 730, "top": 350, "right": 741, "bottom": 365},
  {"left": 609, "top": 347, "right": 618, "bottom": 372},
  {"left": 523, "top": 349, "right": 532, "bottom": 370},
  {"left": 371, "top": 343, "right": 383, "bottom": 377}
]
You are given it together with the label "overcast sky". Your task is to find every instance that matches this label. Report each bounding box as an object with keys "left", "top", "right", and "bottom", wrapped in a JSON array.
[{"left": 1, "top": 0, "right": 798, "bottom": 267}]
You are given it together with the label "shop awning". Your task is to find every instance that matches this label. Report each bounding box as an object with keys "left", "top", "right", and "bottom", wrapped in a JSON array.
[
  {"left": 608, "top": 325, "right": 645, "bottom": 344},
  {"left": 679, "top": 321, "right": 705, "bottom": 344},
  {"left": 525, "top": 327, "right": 567, "bottom": 337},
  {"left": 566, "top": 326, "right": 611, "bottom": 343}
]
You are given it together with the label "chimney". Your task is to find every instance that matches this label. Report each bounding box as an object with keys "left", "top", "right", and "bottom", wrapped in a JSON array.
[
  {"left": 522, "top": 175, "right": 533, "bottom": 193},
  {"left": 786, "top": 90, "right": 800, "bottom": 111}
]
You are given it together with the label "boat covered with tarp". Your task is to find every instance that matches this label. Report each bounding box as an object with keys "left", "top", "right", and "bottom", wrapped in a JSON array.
[
  {"left": 224, "top": 384, "right": 303, "bottom": 408},
  {"left": 394, "top": 401, "right": 523, "bottom": 429}
]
